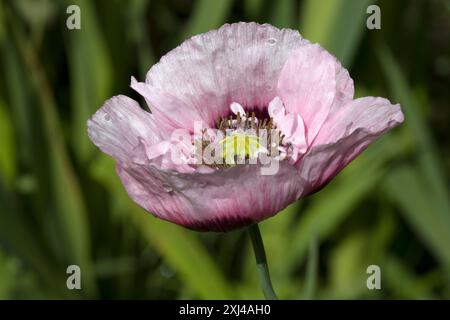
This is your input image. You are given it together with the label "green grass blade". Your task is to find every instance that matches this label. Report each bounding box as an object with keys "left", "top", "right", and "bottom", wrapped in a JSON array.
[
  {"left": 184, "top": 0, "right": 234, "bottom": 38},
  {"left": 270, "top": 0, "right": 296, "bottom": 29},
  {"left": 0, "top": 99, "right": 16, "bottom": 186},
  {"left": 327, "top": 232, "right": 368, "bottom": 299},
  {"left": 65, "top": 0, "right": 112, "bottom": 161},
  {"left": 132, "top": 210, "right": 233, "bottom": 299},
  {"left": 0, "top": 178, "right": 78, "bottom": 298},
  {"left": 300, "top": 0, "right": 373, "bottom": 66},
  {"left": 285, "top": 129, "right": 405, "bottom": 272},
  {"left": 128, "top": 0, "right": 155, "bottom": 76},
  {"left": 286, "top": 168, "right": 382, "bottom": 270},
  {"left": 377, "top": 45, "right": 450, "bottom": 217},
  {"left": 384, "top": 165, "right": 450, "bottom": 267},
  {"left": 384, "top": 255, "right": 436, "bottom": 299},
  {"left": 0, "top": 1, "right": 5, "bottom": 42},
  {"left": 303, "top": 233, "right": 318, "bottom": 299},
  {"left": 244, "top": 0, "right": 264, "bottom": 20},
  {"left": 0, "top": 250, "right": 15, "bottom": 299},
  {"left": 9, "top": 13, "right": 97, "bottom": 296},
  {"left": 90, "top": 155, "right": 233, "bottom": 299},
  {"left": 285, "top": 137, "right": 396, "bottom": 270}
]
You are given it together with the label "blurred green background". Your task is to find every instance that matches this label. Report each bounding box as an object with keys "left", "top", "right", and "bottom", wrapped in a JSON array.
[{"left": 0, "top": 0, "right": 449, "bottom": 299}]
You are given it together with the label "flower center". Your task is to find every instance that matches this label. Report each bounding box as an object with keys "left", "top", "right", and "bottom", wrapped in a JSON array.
[{"left": 196, "top": 109, "right": 289, "bottom": 168}]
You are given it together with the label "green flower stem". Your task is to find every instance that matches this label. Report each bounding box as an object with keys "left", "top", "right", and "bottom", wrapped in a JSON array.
[{"left": 248, "top": 223, "right": 278, "bottom": 300}]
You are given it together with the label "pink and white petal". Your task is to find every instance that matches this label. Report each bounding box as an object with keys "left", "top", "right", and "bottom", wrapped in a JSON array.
[
  {"left": 87, "top": 95, "right": 161, "bottom": 163},
  {"left": 334, "top": 67, "right": 354, "bottom": 108},
  {"left": 313, "top": 97, "right": 404, "bottom": 146},
  {"left": 299, "top": 97, "right": 404, "bottom": 193},
  {"left": 268, "top": 96, "right": 285, "bottom": 123},
  {"left": 279, "top": 113, "right": 296, "bottom": 137},
  {"left": 290, "top": 114, "right": 307, "bottom": 153},
  {"left": 268, "top": 97, "right": 307, "bottom": 156},
  {"left": 116, "top": 162, "right": 305, "bottom": 232},
  {"left": 230, "top": 102, "right": 246, "bottom": 116},
  {"left": 277, "top": 43, "right": 352, "bottom": 144},
  {"left": 298, "top": 130, "right": 377, "bottom": 195},
  {"left": 145, "top": 22, "right": 307, "bottom": 123},
  {"left": 131, "top": 78, "right": 205, "bottom": 133}
]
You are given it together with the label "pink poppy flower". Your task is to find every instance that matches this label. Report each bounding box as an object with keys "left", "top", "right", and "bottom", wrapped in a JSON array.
[{"left": 87, "top": 22, "right": 404, "bottom": 232}]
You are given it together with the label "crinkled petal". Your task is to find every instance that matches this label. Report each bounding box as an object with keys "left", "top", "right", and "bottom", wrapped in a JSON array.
[
  {"left": 268, "top": 96, "right": 307, "bottom": 157},
  {"left": 131, "top": 77, "right": 204, "bottom": 134},
  {"left": 116, "top": 162, "right": 304, "bottom": 232},
  {"left": 313, "top": 97, "right": 404, "bottom": 145},
  {"left": 299, "top": 97, "right": 404, "bottom": 193},
  {"left": 87, "top": 95, "right": 160, "bottom": 163},
  {"left": 277, "top": 43, "right": 353, "bottom": 144},
  {"left": 145, "top": 22, "right": 306, "bottom": 126},
  {"left": 230, "top": 102, "right": 246, "bottom": 116},
  {"left": 268, "top": 96, "right": 285, "bottom": 121},
  {"left": 333, "top": 67, "right": 354, "bottom": 113}
]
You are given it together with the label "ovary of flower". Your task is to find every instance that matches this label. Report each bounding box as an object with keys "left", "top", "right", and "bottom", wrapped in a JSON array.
[{"left": 218, "top": 132, "right": 268, "bottom": 165}]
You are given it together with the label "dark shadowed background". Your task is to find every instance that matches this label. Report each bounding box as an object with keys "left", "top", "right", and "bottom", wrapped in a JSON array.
[{"left": 0, "top": 0, "right": 449, "bottom": 299}]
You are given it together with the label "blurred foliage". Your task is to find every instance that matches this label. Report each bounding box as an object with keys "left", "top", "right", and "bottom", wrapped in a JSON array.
[{"left": 0, "top": 0, "right": 449, "bottom": 299}]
